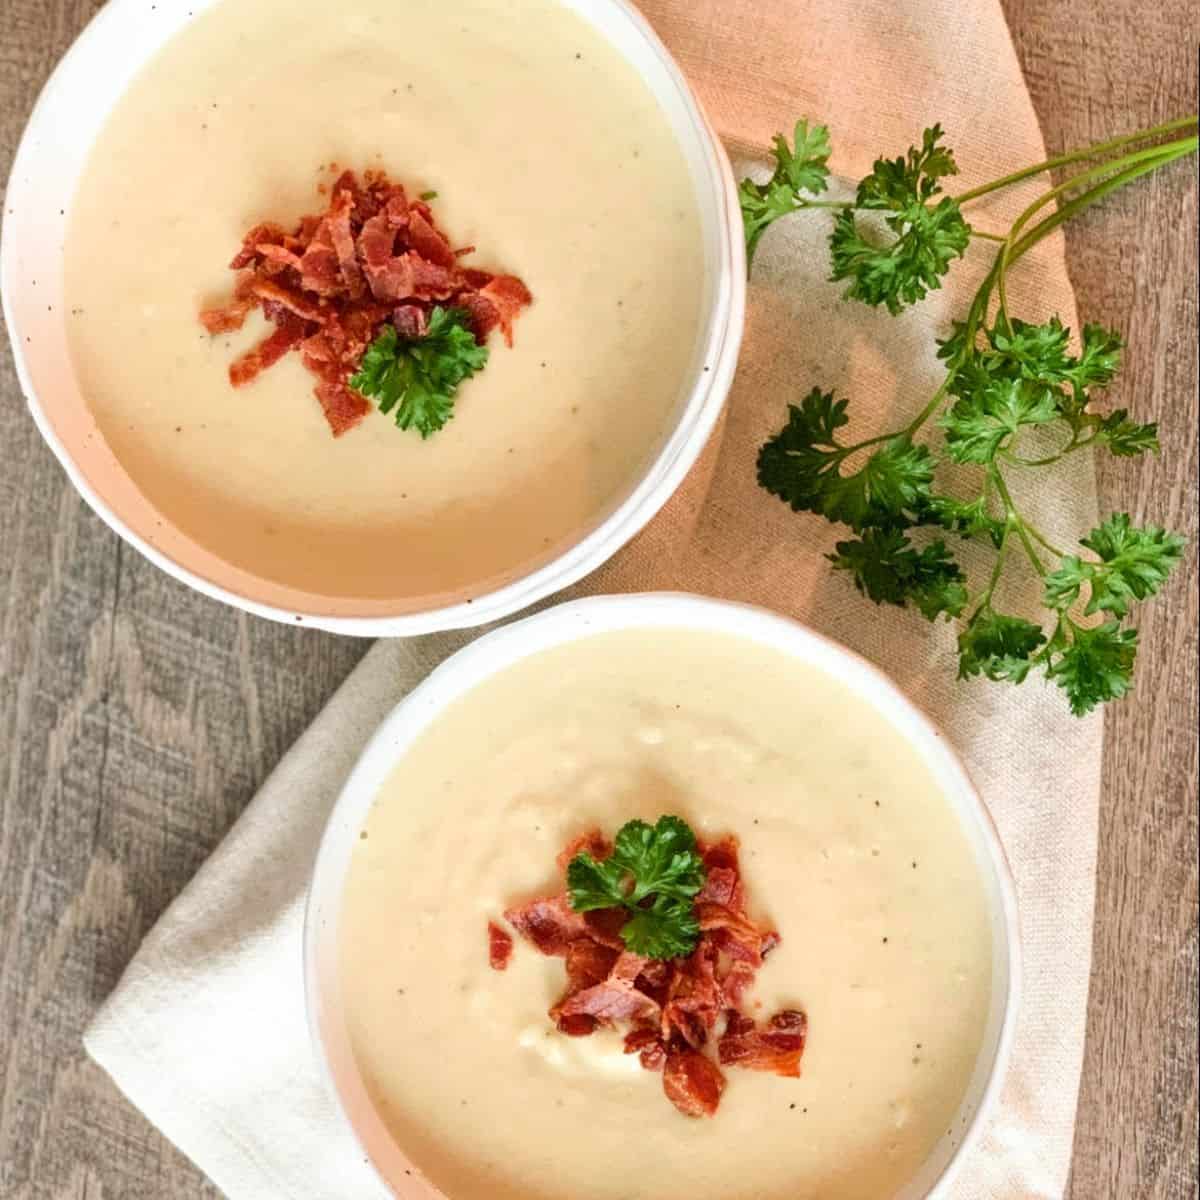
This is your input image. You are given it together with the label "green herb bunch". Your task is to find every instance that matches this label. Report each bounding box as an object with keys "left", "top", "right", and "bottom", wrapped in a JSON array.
[
  {"left": 567, "top": 815, "right": 707, "bottom": 959},
  {"left": 349, "top": 306, "right": 487, "bottom": 438},
  {"left": 743, "top": 116, "right": 1196, "bottom": 715}
]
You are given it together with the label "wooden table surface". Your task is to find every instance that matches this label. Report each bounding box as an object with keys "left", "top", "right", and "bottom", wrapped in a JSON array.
[{"left": 1, "top": 2, "right": 1196, "bottom": 1197}]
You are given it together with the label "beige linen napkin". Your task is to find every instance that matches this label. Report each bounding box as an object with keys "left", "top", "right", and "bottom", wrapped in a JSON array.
[{"left": 86, "top": 1, "right": 1101, "bottom": 1197}]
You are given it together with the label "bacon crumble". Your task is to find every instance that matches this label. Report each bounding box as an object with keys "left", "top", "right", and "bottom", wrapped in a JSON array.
[
  {"left": 663, "top": 1047, "right": 726, "bottom": 1118},
  {"left": 199, "top": 169, "right": 531, "bottom": 437},
  {"left": 717, "top": 1008, "right": 808, "bottom": 1077},
  {"left": 487, "top": 921, "right": 513, "bottom": 971},
  {"left": 495, "top": 828, "right": 806, "bottom": 1119}
]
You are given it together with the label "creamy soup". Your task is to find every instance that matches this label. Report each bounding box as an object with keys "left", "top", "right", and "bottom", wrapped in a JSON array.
[
  {"left": 340, "top": 629, "right": 993, "bottom": 1200},
  {"left": 64, "top": 0, "right": 704, "bottom": 599}
]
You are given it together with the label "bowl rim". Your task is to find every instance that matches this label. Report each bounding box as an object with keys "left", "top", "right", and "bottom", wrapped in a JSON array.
[
  {"left": 0, "top": 0, "right": 746, "bottom": 637},
  {"left": 303, "top": 591, "right": 1022, "bottom": 1200}
]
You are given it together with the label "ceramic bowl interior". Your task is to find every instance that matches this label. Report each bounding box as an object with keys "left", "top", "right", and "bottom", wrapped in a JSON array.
[
  {"left": 304, "top": 592, "right": 1020, "bottom": 1200},
  {"left": 0, "top": 0, "right": 744, "bottom": 635}
]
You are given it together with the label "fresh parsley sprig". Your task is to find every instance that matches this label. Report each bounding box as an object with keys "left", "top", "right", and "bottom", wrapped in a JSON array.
[
  {"left": 747, "top": 116, "right": 1196, "bottom": 715},
  {"left": 566, "top": 816, "right": 707, "bottom": 959},
  {"left": 349, "top": 306, "right": 487, "bottom": 438},
  {"left": 739, "top": 120, "right": 834, "bottom": 267},
  {"left": 830, "top": 125, "right": 972, "bottom": 313}
]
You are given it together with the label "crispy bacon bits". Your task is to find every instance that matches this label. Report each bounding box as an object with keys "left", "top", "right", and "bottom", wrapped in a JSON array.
[
  {"left": 487, "top": 921, "right": 513, "bottom": 971},
  {"left": 718, "top": 1008, "right": 808, "bottom": 1077},
  {"left": 199, "top": 169, "right": 531, "bottom": 437},
  {"left": 663, "top": 1047, "right": 727, "bottom": 1118},
  {"left": 492, "top": 827, "right": 807, "bottom": 1119}
]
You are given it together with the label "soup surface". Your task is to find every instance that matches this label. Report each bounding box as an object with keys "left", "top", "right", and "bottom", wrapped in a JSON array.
[
  {"left": 64, "top": 0, "right": 704, "bottom": 599},
  {"left": 340, "top": 629, "right": 993, "bottom": 1200}
]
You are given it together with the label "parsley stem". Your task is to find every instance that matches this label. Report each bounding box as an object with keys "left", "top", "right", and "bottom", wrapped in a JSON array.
[
  {"left": 792, "top": 197, "right": 1009, "bottom": 251},
  {"left": 1006, "top": 452, "right": 1062, "bottom": 468},
  {"left": 981, "top": 139, "right": 1196, "bottom": 332},
  {"left": 990, "top": 466, "right": 1047, "bottom": 577},
  {"left": 1023, "top": 521, "right": 1067, "bottom": 560},
  {"left": 812, "top": 371, "right": 949, "bottom": 464},
  {"left": 1013, "top": 524, "right": 1047, "bottom": 577},
  {"left": 798, "top": 200, "right": 1008, "bottom": 242},
  {"left": 905, "top": 377, "right": 951, "bottom": 438},
  {"left": 1001, "top": 422, "right": 1090, "bottom": 467},
  {"left": 976, "top": 518, "right": 1013, "bottom": 612},
  {"left": 954, "top": 115, "right": 1198, "bottom": 205},
  {"left": 959, "top": 254, "right": 1003, "bottom": 357},
  {"left": 994, "top": 135, "right": 1198, "bottom": 320},
  {"left": 1005, "top": 138, "right": 1199, "bottom": 267},
  {"left": 1004, "top": 433, "right": 1092, "bottom": 467},
  {"left": 981, "top": 469, "right": 996, "bottom": 512}
]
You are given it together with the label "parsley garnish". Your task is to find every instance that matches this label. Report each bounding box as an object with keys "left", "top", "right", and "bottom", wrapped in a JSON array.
[
  {"left": 746, "top": 115, "right": 1196, "bottom": 714},
  {"left": 829, "top": 125, "right": 971, "bottom": 314},
  {"left": 348, "top": 306, "right": 487, "bottom": 438},
  {"left": 738, "top": 120, "right": 832, "bottom": 268},
  {"left": 757, "top": 388, "right": 936, "bottom": 529},
  {"left": 828, "top": 529, "right": 967, "bottom": 621},
  {"left": 1042, "top": 513, "right": 1185, "bottom": 627},
  {"left": 566, "top": 816, "right": 707, "bottom": 959}
]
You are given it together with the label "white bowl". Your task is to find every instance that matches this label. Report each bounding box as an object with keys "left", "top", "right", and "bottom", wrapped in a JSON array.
[
  {"left": 0, "top": 0, "right": 744, "bottom": 636},
  {"left": 305, "top": 592, "right": 1020, "bottom": 1200}
]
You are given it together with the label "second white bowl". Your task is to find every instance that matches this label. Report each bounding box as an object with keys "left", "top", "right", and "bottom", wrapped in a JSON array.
[{"left": 304, "top": 592, "right": 1020, "bottom": 1200}]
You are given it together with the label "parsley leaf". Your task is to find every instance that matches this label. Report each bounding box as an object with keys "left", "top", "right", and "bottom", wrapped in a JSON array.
[
  {"left": 739, "top": 120, "right": 832, "bottom": 266},
  {"left": 821, "top": 437, "right": 936, "bottom": 529},
  {"left": 1090, "top": 410, "right": 1160, "bottom": 457},
  {"left": 566, "top": 816, "right": 707, "bottom": 959},
  {"left": 942, "top": 318, "right": 1146, "bottom": 462},
  {"left": 757, "top": 389, "right": 934, "bottom": 530},
  {"left": 756, "top": 388, "right": 849, "bottom": 513},
  {"left": 565, "top": 855, "right": 629, "bottom": 912},
  {"left": 829, "top": 125, "right": 970, "bottom": 313},
  {"left": 1046, "top": 322, "right": 1124, "bottom": 431},
  {"left": 620, "top": 897, "right": 702, "bottom": 960},
  {"left": 771, "top": 120, "right": 834, "bottom": 196},
  {"left": 987, "top": 316, "right": 1074, "bottom": 382},
  {"left": 1043, "top": 514, "right": 1186, "bottom": 617},
  {"left": 348, "top": 306, "right": 488, "bottom": 438},
  {"left": 856, "top": 124, "right": 961, "bottom": 208},
  {"left": 609, "top": 816, "right": 707, "bottom": 905},
  {"left": 1064, "top": 323, "right": 1124, "bottom": 393},
  {"left": 1047, "top": 620, "right": 1138, "bottom": 716},
  {"left": 957, "top": 610, "right": 1047, "bottom": 684},
  {"left": 829, "top": 529, "right": 967, "bottom": 619},
  {"left": 738, "top": 178, "right": 801, "bottom": 265},
  {"left": 923, "top": 495, "right": 1007, "bottom": 547},
  {"left": 936, "top": 319, "right": 974, "bottom": 367},
  {"left": 940, "top": 370, "right": 1059, "bottom": 464}
]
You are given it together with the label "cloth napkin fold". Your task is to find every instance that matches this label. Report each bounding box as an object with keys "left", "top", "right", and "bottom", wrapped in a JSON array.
[{"left": 86, "top": 1, "right": 1101, "bottom": 1197}]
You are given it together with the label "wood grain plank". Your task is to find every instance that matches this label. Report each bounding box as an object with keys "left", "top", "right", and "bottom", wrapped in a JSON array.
[
  {"left": 999, "top": 4, "right": 1199, "bottom": 1197},
  {"left": 1, "top": 1, "right": 1196, "bottom": 1198}
]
